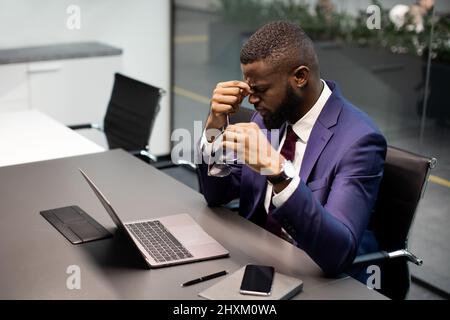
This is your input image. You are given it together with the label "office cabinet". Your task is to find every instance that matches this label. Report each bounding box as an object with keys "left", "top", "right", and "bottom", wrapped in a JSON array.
[
  {"left": 28, "top": 56, "right": 121, "bottom": 125},
  {"left": 0, "top": 63, "right": 29, "bottom": 112},
  {"left": 0, "top": 56, "right": 121, "bottom": 124},
  {"left": 0, "top": 42, "right": 122, "bottom": 125}
]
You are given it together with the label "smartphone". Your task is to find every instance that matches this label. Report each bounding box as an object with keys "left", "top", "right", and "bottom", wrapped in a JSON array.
[{"left": 239, "top": 264, "right": 274, "bottom": 296}]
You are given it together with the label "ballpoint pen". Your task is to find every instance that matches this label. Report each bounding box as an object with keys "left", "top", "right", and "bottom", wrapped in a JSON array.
[{"left": 181, "top": 270, "right": 228, "bottom": 287}]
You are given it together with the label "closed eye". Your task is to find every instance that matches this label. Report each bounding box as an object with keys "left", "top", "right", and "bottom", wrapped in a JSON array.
[{"left": 252, "top": 87, "right": 267, "bottom": 94}]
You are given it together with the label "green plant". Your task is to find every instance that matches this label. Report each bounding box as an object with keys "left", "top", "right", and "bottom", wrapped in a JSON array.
[{"left": 428, "top": 13, "right": 450, "bottom": 64}]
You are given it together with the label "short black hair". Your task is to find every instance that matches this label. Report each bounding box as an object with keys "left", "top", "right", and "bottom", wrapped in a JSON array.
[{"left": 240, "top": 21, "right": 319, "bottom": 75}]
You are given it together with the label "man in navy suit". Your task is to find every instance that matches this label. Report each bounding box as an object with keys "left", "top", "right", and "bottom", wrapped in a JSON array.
[{"left": 198, "top": 21, "right": 387, "bottom": 280}]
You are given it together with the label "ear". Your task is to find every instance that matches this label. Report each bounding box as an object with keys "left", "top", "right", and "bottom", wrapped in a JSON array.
[{"left": 293, "top": 66, "right": 310, "bottom": 88}]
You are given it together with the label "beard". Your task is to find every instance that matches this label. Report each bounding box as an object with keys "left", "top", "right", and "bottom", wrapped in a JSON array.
[{"left": 262, "top": 85, "right": 302, "bottom": 129}]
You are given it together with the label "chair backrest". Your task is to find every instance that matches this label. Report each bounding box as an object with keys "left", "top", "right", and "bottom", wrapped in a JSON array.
[
  {"left": 103, "top": 73, "right": 163, "bottom": 151},
  {"left": 369, "top": 146, "right": 435, "bottom": 299},
  {"left": 370, "top": 146, "right": 436, "bottom": 252}
]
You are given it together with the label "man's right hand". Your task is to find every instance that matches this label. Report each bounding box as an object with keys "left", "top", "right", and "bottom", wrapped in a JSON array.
[{"left": 205, "top": 81, "right": 251, "bottom": 141}]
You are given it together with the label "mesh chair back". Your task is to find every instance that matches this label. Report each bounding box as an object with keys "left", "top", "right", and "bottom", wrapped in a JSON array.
[{"left": 104, "top": 73, "right": 162, "bottom": 151}]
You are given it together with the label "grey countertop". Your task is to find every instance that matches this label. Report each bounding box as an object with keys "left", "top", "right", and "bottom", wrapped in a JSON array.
[{"left": 0, "top": 41, "right": 122, "bottom": 65}]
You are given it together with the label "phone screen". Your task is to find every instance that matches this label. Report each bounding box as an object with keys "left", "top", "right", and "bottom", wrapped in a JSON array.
[{"left": 239, "top": 264, "right": 274, "bottom": 296}]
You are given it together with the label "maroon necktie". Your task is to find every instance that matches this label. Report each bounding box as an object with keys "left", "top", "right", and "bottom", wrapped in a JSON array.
[
  {"left": 266, "top": 125, "right": 298, "bottom": 238},
  {"left": 280, "top": 125, "right": 298, "bottom": 161}
]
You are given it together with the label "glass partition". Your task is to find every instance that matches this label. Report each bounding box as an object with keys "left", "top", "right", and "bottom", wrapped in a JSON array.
[{"left": 172, "top": 0, "right": 450, "bottom": 296}]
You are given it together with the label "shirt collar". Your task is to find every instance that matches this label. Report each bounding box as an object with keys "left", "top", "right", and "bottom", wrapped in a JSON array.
[{"left": 290, "top": 79, "right": 331, "bottom": 143}]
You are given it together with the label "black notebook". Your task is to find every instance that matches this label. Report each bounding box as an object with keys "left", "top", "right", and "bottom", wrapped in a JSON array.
[{"left": 40, "top": 205, "right": 112, "bottom": 244}]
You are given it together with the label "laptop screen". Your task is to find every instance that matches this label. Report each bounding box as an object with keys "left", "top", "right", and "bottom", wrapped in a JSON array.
[{"left": 79, "top": 169, "right": 126, "bottom": 230}]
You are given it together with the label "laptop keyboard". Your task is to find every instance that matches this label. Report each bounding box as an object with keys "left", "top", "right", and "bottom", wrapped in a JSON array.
[{"left": 127, "top": 220, "right": 193, "bottom": 263}]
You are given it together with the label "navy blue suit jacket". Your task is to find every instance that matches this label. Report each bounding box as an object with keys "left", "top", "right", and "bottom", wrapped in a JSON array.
[{"left": 198, "top": 81, "right": 387, "bottom": 276}]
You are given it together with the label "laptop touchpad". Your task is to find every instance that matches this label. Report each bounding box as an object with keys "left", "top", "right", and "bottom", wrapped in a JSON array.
[{"left": 41, "top": 205, "right": 112, "bottom": 244}]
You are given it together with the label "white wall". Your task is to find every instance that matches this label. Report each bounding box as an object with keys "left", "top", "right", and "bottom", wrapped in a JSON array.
[{"left": 0, "top": 0, "right": 171, "bottom": 156}]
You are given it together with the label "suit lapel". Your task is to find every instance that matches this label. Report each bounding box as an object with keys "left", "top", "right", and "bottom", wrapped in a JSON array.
[
  {"left": 300, "top": 81, "right": 343, "bottom": 182},
  {"left": 300, "top": 123, "right": 333, "bottom": 182}
]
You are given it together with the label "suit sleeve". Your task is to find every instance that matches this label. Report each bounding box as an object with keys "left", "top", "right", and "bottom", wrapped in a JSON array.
[
  {"left": 197, "top": 161, "right": 242, "bottom": 207},
  {"left": 271, "top": 132, "right": 387, "bottom": 276}
]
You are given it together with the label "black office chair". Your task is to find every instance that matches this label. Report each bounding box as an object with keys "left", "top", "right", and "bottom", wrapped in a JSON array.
[
  {"left": 69, "top": 73, "right": 165, "bottom": 163},
  {"left": 352, "top": 146, "right": 437, "bottom": 300}
]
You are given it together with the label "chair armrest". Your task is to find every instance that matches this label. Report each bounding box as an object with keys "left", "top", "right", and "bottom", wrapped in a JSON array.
[
  {"left": 352, "top": 251, "right": 389, "bottom": 265},
  {"left": 154, "top": 159, "right": 197, "bottom": 171},
  {"left": 129, "top": 149, "right": 158, "bottom": 163},
  {"left": 353, "top": 249, "right": 423, "bottom": 266},
  {"left": 223, "top": 198, "right": 240, "bottom": 212},
  {"left": 68, "top": 123, "right": 103, "bottom": 131},
  {"left": 174, "top": 159, "right": 196, "bottom": 171},
  {"left": 388, "top": 249, "right": 423, "bottom": 265}
]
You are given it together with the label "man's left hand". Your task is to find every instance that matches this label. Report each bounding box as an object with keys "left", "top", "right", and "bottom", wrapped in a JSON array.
[{"left": 222, "top": 122, "right": 283, "bottom": 176}]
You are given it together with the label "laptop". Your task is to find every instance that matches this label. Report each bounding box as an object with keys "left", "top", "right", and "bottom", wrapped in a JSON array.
[{"left": 79, "top": 169, "right": 229, "bottom": 268}]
